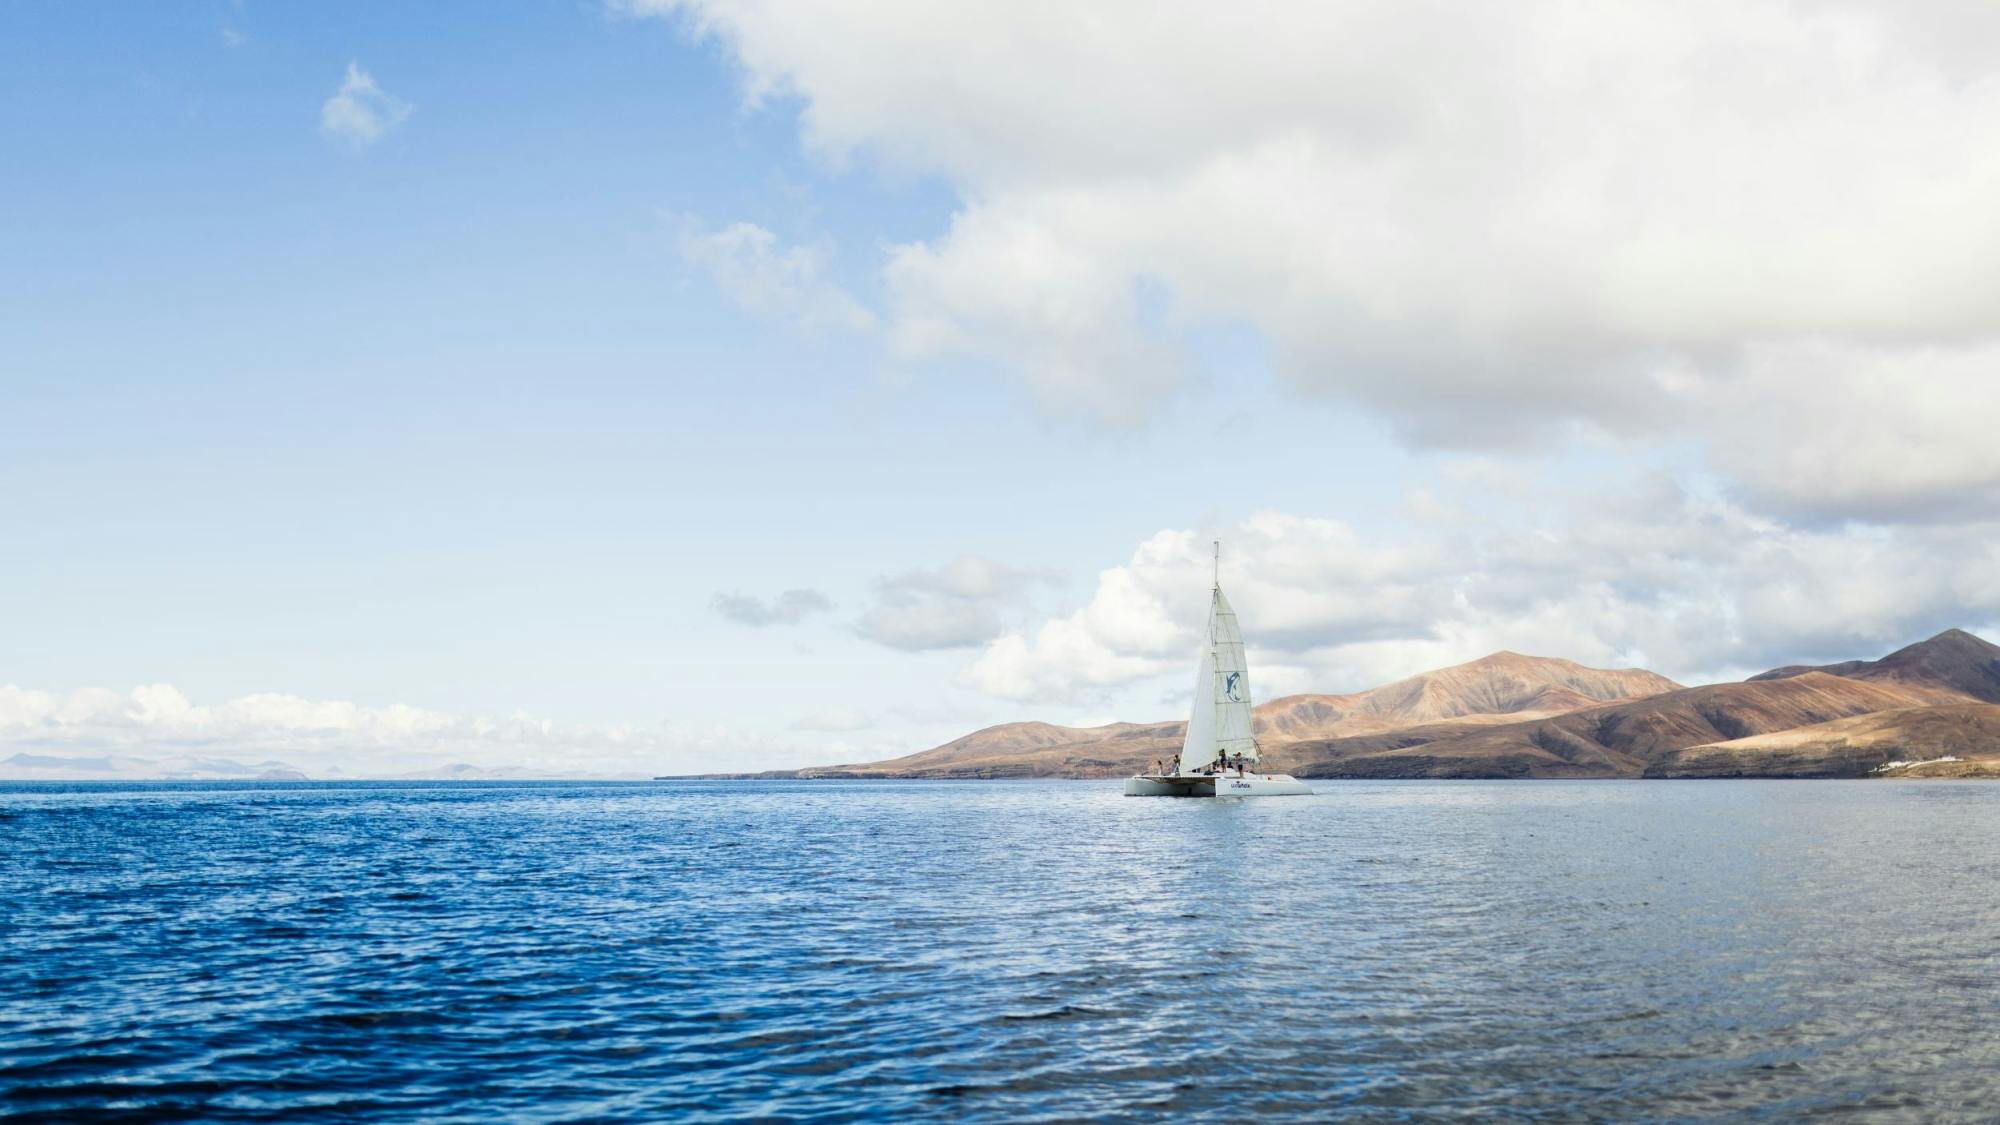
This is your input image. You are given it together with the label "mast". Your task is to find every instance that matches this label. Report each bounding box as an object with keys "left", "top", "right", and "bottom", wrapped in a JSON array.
[{"left": 1179, "top": 538, "right": 1259, "bottom": 771}]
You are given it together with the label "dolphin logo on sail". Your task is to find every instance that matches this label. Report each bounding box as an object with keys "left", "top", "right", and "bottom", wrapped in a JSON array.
[{"left": 1224, "top": 671, "right": 1243, "bottom": 701}]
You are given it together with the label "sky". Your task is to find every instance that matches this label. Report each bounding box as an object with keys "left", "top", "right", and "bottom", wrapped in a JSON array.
[{"left": 5, "top": 1, "right": 2000, "bottom": 776}]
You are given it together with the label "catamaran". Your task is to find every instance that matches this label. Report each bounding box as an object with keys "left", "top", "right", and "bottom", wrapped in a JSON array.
[{"left": 1125, "top": 544, "right": 1312, "bottom": 797}]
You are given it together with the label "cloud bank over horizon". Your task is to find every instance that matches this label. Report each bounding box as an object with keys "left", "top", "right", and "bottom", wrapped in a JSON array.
[
  {"left": 960, "top": 498, "right": 2000, "bottom": 708},
  {"left": 0, "top": 683, "right": 846, "bottom": 779}
]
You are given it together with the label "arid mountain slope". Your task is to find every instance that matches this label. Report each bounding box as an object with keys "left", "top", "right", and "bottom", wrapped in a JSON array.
[
  {"left": 1286, "top": 673, "right": 1964, "bottom": 779},
  {"left": 1751, "top": 628, "right": 2000, "bottom": 702},
  {"left": 1311, "top": 652, "right": 1682, "bottom": 729},
  {"left": 1277, "top": 629, "right": 2000, "bottom": 779},
  {"left": 1629, "top": 629, "right": 2000, "bottom": 778},
  {"left": 799, "top": 653, "right": 1679, "bottom": 779},
  {"left": 1647, "top": 703, "right": 2000, "bottom": 778}
]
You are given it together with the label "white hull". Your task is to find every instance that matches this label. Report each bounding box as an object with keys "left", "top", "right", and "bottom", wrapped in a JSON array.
[{"left": 1123, "top": 771, "right": 1312, "bottom": 798}]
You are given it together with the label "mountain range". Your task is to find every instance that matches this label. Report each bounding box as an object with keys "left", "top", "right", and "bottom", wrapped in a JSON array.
[
  {"left": 0, "top": 753, "right": 312, "bottom": 781},
  {"left": 795, "top": 629, "right": 2000, "bottom": 780},
  {"left": 795, "top": 652, "right": 1677, "bottom": 779}
]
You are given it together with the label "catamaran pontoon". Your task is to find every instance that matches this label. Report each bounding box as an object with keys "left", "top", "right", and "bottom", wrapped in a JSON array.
[{"left": 1125, "top": 544, "right": 1311, "bottom": 797}]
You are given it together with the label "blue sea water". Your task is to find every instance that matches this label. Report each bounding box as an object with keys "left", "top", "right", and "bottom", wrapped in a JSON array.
[{"left": 3, "top": 779, "right": 1999, "bottom": 1122}]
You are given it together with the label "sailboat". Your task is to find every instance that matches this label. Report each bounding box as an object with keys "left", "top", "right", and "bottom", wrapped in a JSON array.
[{"left": 1124, "top": 544, "right": 1312, "bottom": 797}]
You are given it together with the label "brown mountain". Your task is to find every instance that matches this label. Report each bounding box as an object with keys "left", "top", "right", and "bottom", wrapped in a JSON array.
[
  {"left": 1266, "top": 652, "right": 1683, "bottom": 733},
  {"left": 1638, "top": 629, "right": 2000, "bottom": 778},
  {"left": 1648, "top": 703, "right": 2000, "bottom": 778},
  {"left": 1284, "top": 630, "right": 2000, "bottom": 779},
  {"left": 1289, "top": 672, "right": 1963, "bottom": 778},
  {"left": 1749, "top": 628, "right": 2000, "bottom": 702},
  {"left": 772, "top": 628, "right": 2000, "bottom": 782},
  {"left": 797, "top": 653, "right": 1680, "bottom": 779}
]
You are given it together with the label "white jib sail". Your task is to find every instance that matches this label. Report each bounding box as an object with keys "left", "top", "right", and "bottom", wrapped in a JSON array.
[{"left": 1178, "top": 584, "right": 1258, "bottom": 772}]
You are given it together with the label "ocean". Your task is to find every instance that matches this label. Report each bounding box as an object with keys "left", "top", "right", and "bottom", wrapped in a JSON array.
[{"left": 3, "top": 779, "right": 1997, "bottom": 1121}]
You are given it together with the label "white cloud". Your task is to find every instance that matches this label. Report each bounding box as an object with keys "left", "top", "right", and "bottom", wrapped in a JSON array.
[
  {"left": 0, "top": 683, "right": 824, "bottom": 776},
  {"left": 858, "top": 599, "right": 1003, "bottom": 652},
  {"left": 320, "top": 61, "right": 412, "bottom": 150},
  {"left": 882, "top": 218, "right": 1184, "bottom": 423},
  {"left": 790, "top": 707, "right": 874, "bottom": 732},
  {"left": 677, "top": 217, "right": 877, "bottom": 334},
  {"left": 957, "top": 492, "right": 2000, "bottom": 705},
  {"left": 636, "top": 0, "right": 2000, "bottom": 518},
  {"left": 712, "top": 587, "right": 834, "bottom": 626},
  {"left": 855, "top": 554, "right": 1059, "bottom": 651},
  {"left": 1694, "top": 341, "right": 2000, "bottom": 522}
]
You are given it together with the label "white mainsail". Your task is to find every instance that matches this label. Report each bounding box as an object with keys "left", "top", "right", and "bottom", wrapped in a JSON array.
[
  {"left": 1125, "top": 544, "right": 1309, "bottom": 795},
  {"left": 1178, "top": 583, "right": 1258, "bottom": 772}
]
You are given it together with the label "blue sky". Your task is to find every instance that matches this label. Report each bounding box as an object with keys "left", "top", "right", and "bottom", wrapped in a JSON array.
[{"left": 7, "top": 2, "right": 2000, "bottom": 775}]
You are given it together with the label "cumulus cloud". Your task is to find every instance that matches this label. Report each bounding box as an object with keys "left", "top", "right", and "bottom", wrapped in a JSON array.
[
  {"left": 636, "top": 0, "right": 2000, "bottom": 518},
  {"left": 712, "top": 587, "right": 834, "bottom": 627},
  {"left": 320, "top": 61, "right": 412, "bottom": 150},
  {"left": 855, "top": 555, "right": 1058, "bottom": 651},
  {"left": 678, "top": 218, "right": 877, "bottom": 334},
  {"left": 0, "top": 683, "right": 822, "bottom": 777},
  {"left": 957, "top": 494, "right": 2000, "bottom": 705}
]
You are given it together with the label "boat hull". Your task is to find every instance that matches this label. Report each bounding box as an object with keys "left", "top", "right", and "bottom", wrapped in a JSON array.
[{"left": 1123, "top": 772, "right": 1311, "bottom": 797}]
